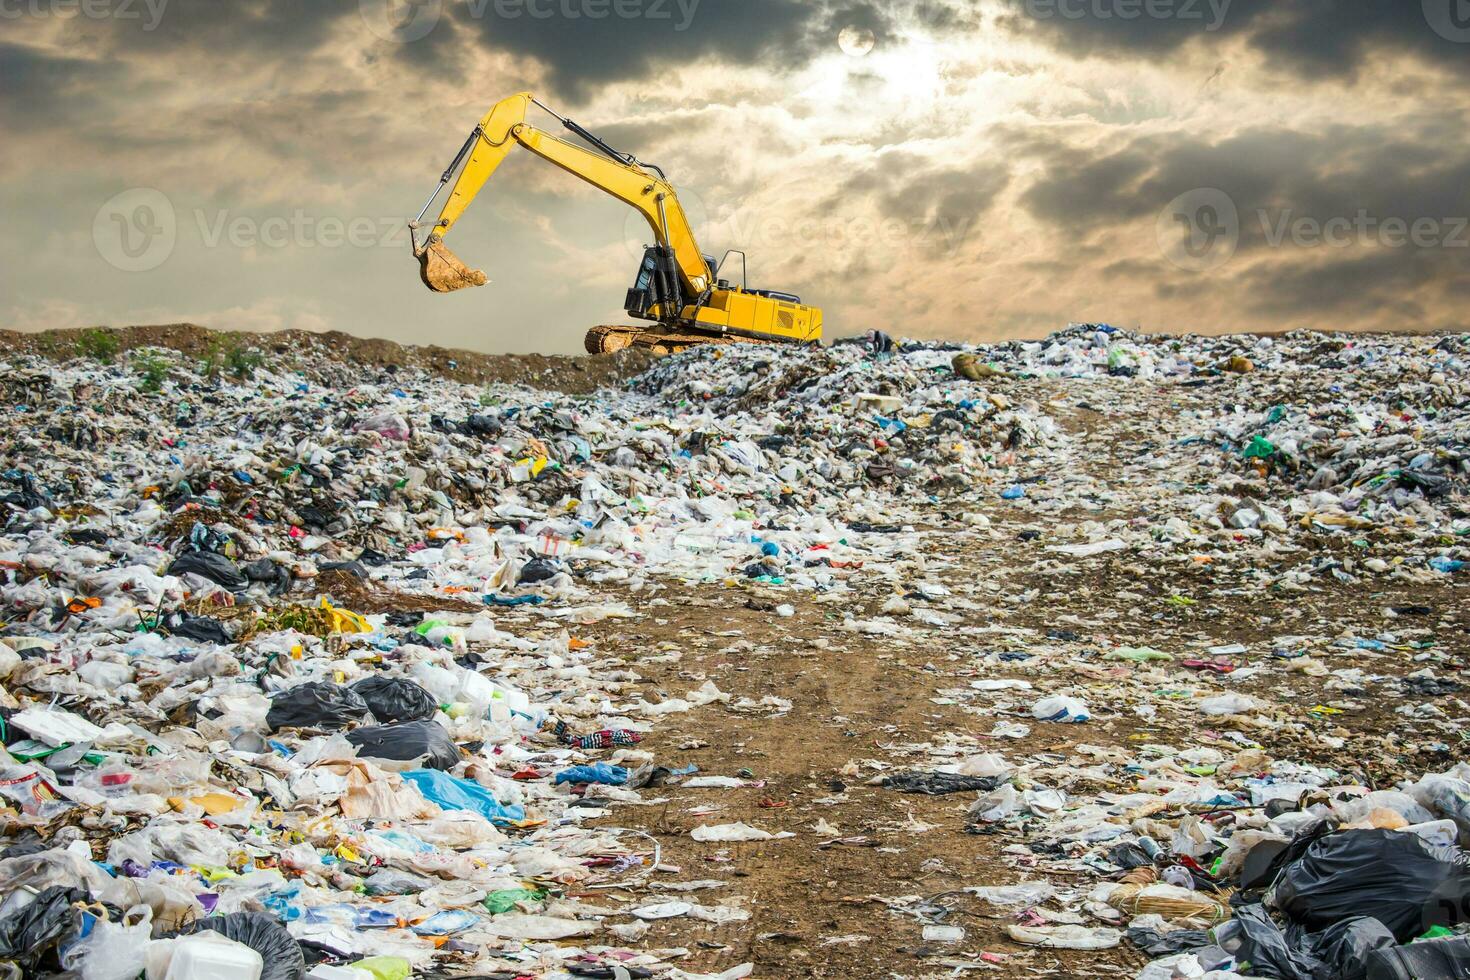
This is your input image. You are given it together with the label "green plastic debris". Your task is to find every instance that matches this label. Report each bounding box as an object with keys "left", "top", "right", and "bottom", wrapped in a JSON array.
[
  {"left": 1416, "top": 926, "right": 1455, "bottom": 942},
  {"left": 352, "top": 957, "right": 412, "bottom": 980},
  {"left": 483, "top": 887, "right": 546, "bottom": 914},
  {"left": 1242, "top": 436, "right": 1277, "bottom": 460}
]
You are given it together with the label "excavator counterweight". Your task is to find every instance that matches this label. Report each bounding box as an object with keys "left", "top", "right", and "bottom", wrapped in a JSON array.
[{"left": 409, "top": 93, "right": 822, "bottom": 353}]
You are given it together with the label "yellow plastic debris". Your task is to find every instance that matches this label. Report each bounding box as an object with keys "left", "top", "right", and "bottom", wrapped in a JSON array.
[{"left": 319, "top": 598, "right": 372, "bottom": 635}]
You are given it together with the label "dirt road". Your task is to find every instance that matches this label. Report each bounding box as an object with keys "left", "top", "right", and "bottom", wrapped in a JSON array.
[{"left": 483, "top": 374, "right": 1469, "bottom": 979}]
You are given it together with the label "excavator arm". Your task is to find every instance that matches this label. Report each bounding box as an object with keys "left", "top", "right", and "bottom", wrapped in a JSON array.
[{"left": 412, "top": 92, "right": 711, "bottom": 299}]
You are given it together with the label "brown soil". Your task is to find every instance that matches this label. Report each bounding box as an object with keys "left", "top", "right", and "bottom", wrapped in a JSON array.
[{"left": 0, "top": 324, "right": 658, "bottom": 396}]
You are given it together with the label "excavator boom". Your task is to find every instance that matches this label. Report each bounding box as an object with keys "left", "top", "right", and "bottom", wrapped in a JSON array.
[{"left": 410, "top": 93, "right": 821, "bottom": 351}]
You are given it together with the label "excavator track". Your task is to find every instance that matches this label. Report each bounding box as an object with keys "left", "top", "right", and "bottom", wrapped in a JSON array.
[{"left": 585, "top": 325, "right": 772, "bottom": 356}]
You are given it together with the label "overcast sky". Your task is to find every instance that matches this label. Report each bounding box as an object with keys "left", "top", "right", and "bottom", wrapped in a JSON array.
[{"left": 3, "top": 0, "right": 1468, "bottom": 352}]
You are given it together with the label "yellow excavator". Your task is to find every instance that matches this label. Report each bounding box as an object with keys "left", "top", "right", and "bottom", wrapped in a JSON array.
[{"left": 410, "top": 92, "right": 823, "bottom": 354}]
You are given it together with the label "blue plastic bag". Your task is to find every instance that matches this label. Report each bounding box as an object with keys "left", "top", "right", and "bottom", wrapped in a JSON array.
[
  {"left": 402, "top": 769, "right": 526, "bottom": 825},
  {"left": 554, "top": 763, "right": 630, "bottom": 786}
]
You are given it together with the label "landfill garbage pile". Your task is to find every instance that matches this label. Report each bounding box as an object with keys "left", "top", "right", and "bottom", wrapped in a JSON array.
[{"left": 0, "top": 325, "right": 1466, "bottom": 979}]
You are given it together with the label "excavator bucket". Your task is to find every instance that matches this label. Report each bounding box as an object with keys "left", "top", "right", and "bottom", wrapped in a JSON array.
[{"left": 415, "top": 238, "right": 489, "bottom": 293}]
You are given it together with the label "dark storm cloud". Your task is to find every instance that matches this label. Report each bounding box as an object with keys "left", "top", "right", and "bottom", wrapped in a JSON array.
[
  {"left": 1237, "top": 250, "right": 1446, "bottom": 322},
  {"left": 0, "top": 42, "right": 116, "bottom": 127},
  {"left": 1022, "top": 123, "right": 1470, "bottom": 249},
  {"left": 449, "top": 0, "right": 823, "bottom": 100},
  {"left": 1017, "top": 119, "right": 1470, "bottom": 325},
  {"left": 1001, "top": 0, "right": 1470, "bottom": 80},
  {"left": 101, "top": 0, "right": 355, "bottom": 53}
]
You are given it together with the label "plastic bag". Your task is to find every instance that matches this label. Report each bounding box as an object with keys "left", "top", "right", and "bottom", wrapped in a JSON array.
[
  {"left": 266, "top": 682, "right": 371, "bottom": 732},
  {"left": 349, "top": 676, "right": 438, "bottom": 724},
  {"left": 176, "top": 912, "right": 305, "bottom": 980},
  {"left": 166, "top": 550, "right": 248, "bottom": 591},
  {"left": 691, "top": 823, "right": 775, "bottom": 843},
  {"left": 0, "top": 885, "right": 88, "bottom": 970},
  {"left": 60, "top": 905, "right": 152, "bottom": 980},
  {"left": 1032, "top": 696, "right": 1091, "bottom": 723},
  {"left": 882, "top": 771, "right": 1005, "bottom": 795},
  {"left": 1270, "top": 829, "right": 1470, "bottom": 942},
  {"left": 1213, "top": 904, "right": 1321, "bottom": 980},
  {"left": 400, "top": 769, "right": 527, "bottom": 825},
  {"left": 1407, "top": 773, "right": 1470, "bottom": 845},
  {"left": 967, "top": 783, "right": 1020, "bottom": 824},
  {"left": 553, "top": 763, "right": 629, "bottom": 786},
  {"left": 345, "top": 721, "right": 459, "bottom": 771}
]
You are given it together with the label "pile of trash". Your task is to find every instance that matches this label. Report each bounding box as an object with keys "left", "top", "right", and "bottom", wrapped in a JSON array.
[{"left": 0, "top": 324, "right": 1466, "bottom": 979}]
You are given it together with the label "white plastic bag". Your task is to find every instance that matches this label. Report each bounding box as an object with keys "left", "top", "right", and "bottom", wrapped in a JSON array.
[
  {"left": 1032, "top": 696, "right": 1091, "bottom": 723},
  {"left": 62, "top": 905, "right": 152, "bottom": 980}
]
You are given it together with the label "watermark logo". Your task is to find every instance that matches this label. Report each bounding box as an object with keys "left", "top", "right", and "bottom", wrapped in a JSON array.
[
  {"left": 1009, "top": 0, "right": 1232, "bottom": 32},
  {"left": 94, "top": 188, "right": 176, "bottom": 272},
  {"left": 1424, "top": 0, "right": 1470, "bottom": 42},
  {"left": 1159, "top": 187, "right": 1470, "bottom": 273},
  {"left": 0, "top": 0, "right": 168, "bottom": 30},
  {"left": 1423, "top": 876, "right": 1470, "bottom": 933},
  {"left": 94, "top": 188, "right": 417, "bottom": 271},
  {"left": 363, "top": 0, "right": 704, "bottom": 43},
  {"left": 358, "top": 0, "right": 442, "bottom": 43},
  {"left": 1157, "top": 188, "right": 1239, "bottom": 272}
]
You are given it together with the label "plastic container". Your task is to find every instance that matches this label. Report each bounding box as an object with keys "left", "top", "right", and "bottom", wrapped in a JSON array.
[{"left": 158, "top": 932, "right": 263, "bottom": 980}]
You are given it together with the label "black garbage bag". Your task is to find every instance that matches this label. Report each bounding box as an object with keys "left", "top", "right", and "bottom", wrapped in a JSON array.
[
  {"left": 178, "top": 912, "right": 305, "bottom": 980},
  {"left": 465, "top": 414, "right": 503, "bottom": 438},
  {"left": 1271, "top": 829, "right": 1470, "bottom": 942},
  {"left": 519, "top": 558, "right": 560, "bottom": 585},
  {"left": 1, "top": 473, "right": 52, "bottom": 511},
  {"left": 1127, "top": 925, "right": 1212, "bottom": 957},
  {"left": 266, "top": 682, "right": 371, "bottom": 732},
  {"left": 345, "top": 720, "right": 459, "bottom": 770},
  {"left": 1215, "top": 904, "right": 1322, "bottom": 980},
  {"left": 244, "top": 558, "right": 293, "bottom": 595},
  {"left": 0, "top": 885, "right": 87, "bottom": 970},
  {"left": 349, "top": 675, "right": 439, "bottom": 724},
  {"left": 1365, "top": 936, "right": 1470, "bottom": 980},
  {"left": 1398, "top": 470, "right": 1453, "bottom": 498},
  {"left": 167, "top": 550, "right": 248, "bottom": 591},
  {"left": 161, "top": 611, "right": 233, "bottom": 644},
  {"left": 1301, "top": 916, "right": 1397, "bottom": 980},
  {"left": 881, "top": 771, "right": 1005, "bottom": 795}
]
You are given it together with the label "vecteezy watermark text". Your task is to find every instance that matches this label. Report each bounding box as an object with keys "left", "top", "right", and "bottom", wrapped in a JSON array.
[
  {"left": 1158, "top": 188, "right": 1469, "bottom": 272},
  {"left": 93, "top": 190, "right": 413, "bottom": 272},
  {"left": 0, "top": 0, "right": 167, "bottom": 29},
  {"left": 1009, "top": 0, "right": 1232, "bottom": 31},
  {"left": 359, "top": 0, "right": 702, "bottom": 44}
]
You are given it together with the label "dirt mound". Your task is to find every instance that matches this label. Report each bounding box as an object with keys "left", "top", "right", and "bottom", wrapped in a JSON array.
[{"left": 0, "top": 324, "right": 658, "bottom": 395}]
